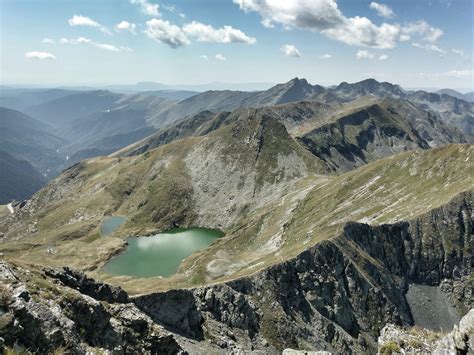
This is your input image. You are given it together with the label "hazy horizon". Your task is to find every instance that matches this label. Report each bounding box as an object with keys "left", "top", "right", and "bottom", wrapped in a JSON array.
[{"left": 1, "top": 0, "right": 472, "bottom": 89}]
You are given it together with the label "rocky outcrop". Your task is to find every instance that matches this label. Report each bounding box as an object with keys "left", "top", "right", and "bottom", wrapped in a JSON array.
[
  {"left": 2, "top": 190, "right": 471, "bottom": 353},
  {"left": 44, "top": 266, "right": 129, "bottom": 303},
  {"left": 134, "top": 289, "right": 203, "bottom": 340},
  {"left": 378, "top": 308, "right": 474, "bottom": 354},
  {"left": 0, "top": 263, "right": 184, "bottom": 354},
  {"left": 130, "top": 190, "right": 471, "bottom": 353}
]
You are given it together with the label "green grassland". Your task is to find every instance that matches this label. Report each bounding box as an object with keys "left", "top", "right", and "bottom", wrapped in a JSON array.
[{"left": 0, "top": 108, "right": 472, "bottom": 295}]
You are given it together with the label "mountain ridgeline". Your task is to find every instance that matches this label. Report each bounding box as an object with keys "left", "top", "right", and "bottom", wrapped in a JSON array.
[{"left": 0, "top": 78, "right": 472, "bottom": 353}]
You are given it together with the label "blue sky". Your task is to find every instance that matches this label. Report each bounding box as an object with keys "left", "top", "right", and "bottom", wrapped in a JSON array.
[{"left": 1, "top": 0, "right": 473, "bottom": 89}]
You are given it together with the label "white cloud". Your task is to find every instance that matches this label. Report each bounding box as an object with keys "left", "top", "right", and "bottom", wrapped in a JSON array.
[
  {"left": 319, "top": 53, "right": 332, "bottom": 59},
  {"left": 93, "top": 43, "right": 131, "bottom": 52},
  {"left": 200, "top": 55, "right": 209, "bottom": 60},
  {"left": 419, "top": 70, "right": 473, "bottom": 80},
  {"left": 402, "top": 20, "right": 443, "bottom": 43},
  {"left": 130, "top": 0, "right": 159, "bottom": 16},
  {"left": 145, "top": 19, "right": 190, "bottom": 48},
  {"left": 280, "top": 44, "right": 301, "bottom": 58},
  {"left": 115, "top": 21, "right": 136, "bottom": 34},
  {"left": 162, "top": 4, "right": 185, "bottom": 18},
  {"left": 144, "top": 19, "right": 256, "bottom": 48},
  {"left": 68, "top": 14, "right": 111, "bottom": 35},
  {"left": 444, "top": 70, "right": 473, "bottom": 79},
  {"left": 215, "top": 53, "right": 227, "bottom": 61},
  {"left": 25, "top": 51, "right": 56, "bottom": 60},
  {"left": 59, "top": 37, "right": 92, "bottom": 45},
  {"left": 451, "top": 49, "right": 464, "bottom": 56},
  {"left": 369, "top": 2, "right": 394, "bottom": 19},
  {"left": 183, "top": 21, "right": 256, "bottom": 44},
  {"left": 379, "top": 54, "right": 389, "bottom": 60},
  {"left": 42, "top": 38, "right": 54, "bottom": 44},
  {"left": 399, "top": 34, "right": 411, "bottom": 42},
  {"left": 261, "top": 18, "right": 274, "bottom": 28},
  {"left": 234, "top": 0, "right": 443, "bottom": 50},
  {"left": 234, "top": 0, "right": 401, "bottom": 48},
  {"left": 59, "top": 37, "right": 131, "bottom": 52},
  {"left": 356, "top": 49, "right": 375, "bottom": 60},
  {"left": 412, "top": 42, "right": 446, "bottom": 54}
]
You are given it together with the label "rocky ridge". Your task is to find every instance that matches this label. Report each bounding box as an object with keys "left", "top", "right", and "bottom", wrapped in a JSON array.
[{"left": 1, "top": 187, "right": 471, "bottom": 353}]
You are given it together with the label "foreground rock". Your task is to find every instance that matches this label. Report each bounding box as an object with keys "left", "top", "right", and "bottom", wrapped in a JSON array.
[
  {"left": 0, "top": 263, "right": 184, "bottom": 354},
  {"left": 378, "top": 308, "right": 474, "bottom": 354}
]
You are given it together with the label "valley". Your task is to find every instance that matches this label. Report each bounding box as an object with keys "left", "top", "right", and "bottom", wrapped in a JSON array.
[{"left": 0, "top": 77, "right": 472, "bottom": 354}]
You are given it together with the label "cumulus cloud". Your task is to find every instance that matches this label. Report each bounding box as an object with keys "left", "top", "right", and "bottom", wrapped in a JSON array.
[
  {"left": 200, "top": 55, "right": 209, "bottom": 60},
  {"left": 412, "top": 42, "right": 446, "bottom": 54},
  {"left": 280, "top": 44, "right": 301, "bottom": 58},
  {"left": 378, "top": 54, "right": 389, "bottom": 60},
  {"left": 356, "top": 49, "right": 375, "bottom": 59},
  {"left": 25, "top": 51, "right": 56, "bottom": 60},
  {"left": 261, "top": 18, "right": 274, "bottom": 28},
  {"left": 130, "top": 0, "right": 159, "bottom": 16},
  {"left": 68, "top": 14, "right": 111, "bottom": 35},
  {"left": 369, "top": 2, "right": 394, "bottom": 18},
  {"left": 234, "top": 0, "right": 401, "bottom": 48},
  {"left": 319, "top": 53, "right": 332, "bottom": 59},
  {"left": 59, "top": 37, "right": 131, "bottom": 52},
  {"left": 42, "top": 38, "right": 54, "bottom": 44},
  {"left": 115, "top": 21, "right": 136, "bottom": 34},
  {"left": 145, "top": 19, "right": 190, "bottom": 48},
  {"left": 183, "top": 21, "right": 256, "bottom": 44},
  {"left": 215, "top": 53, "right": 227, "bottom": 61},
  {"left": 451, "top": 49, "right": 464, "bottom": 56},
  {"left": 234, "top": 0, "right": 443, "bottom": 49},
  {"left": 144, "top": 19, "right": 257, "bottom": 48},
  {"left": 402, "top": 20, "right": 443, "bottom": 43}
]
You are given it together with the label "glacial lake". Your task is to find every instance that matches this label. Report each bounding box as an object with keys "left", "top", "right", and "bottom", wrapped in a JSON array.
[
  {"left": 103, "top": 228, "right": 224, "bottom": 278},
  {"left": 100, "top": 216, "right": 127, "bottom": 237}
]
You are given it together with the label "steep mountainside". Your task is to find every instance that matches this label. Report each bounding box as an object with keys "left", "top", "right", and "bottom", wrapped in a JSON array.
[
  {"left": 25, "top": 90, "right": 124, "bottom": 128},
  {"left": 139, "top": 78, "right": 474, "bottom": 141},
  {"left": 437, "top": 88, "right": 474, "bottom": 102},
  {"left": 0, "top": 88, "right": 80, "bottom": 111},
  {"left": 298, "top": 99, "right": 467, "bottom": 172},
  {"left": 145, "top": 78, "right": 328, "bottom": 126},
  {"left": 407, "top": 91, "right": 474, "bottom": 137},
  {"left": 116, "top": 101, "right": 335, "bottom": 157},
  {"left": 0, "top": 112, "right": 324, "bottom": 264},
  {"left": 0, "top": 151, "right": 46, "bottom": 203},
  {"left": 0, "top": 107, "right": 66, "bottom": 177},
  {"left": 0, "top": 145, "right": 472, "bottom": 353},
  {"left": 117, "top": 97, "right": 467, "bottom": 173},
  {"left": 331, "top": 78, "right": 406, "bottom": 101}
]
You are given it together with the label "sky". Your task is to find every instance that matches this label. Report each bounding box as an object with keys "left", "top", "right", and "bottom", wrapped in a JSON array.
[{"left": 1, "top": 0, "right": 473, "bottom": 90}]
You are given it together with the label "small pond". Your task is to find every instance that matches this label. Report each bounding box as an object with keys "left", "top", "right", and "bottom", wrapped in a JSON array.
[
  {"left": 103, "top": 228, "right": 224, "bottom": 278},
  {"left": 100, "top": 216, "right": 127, "bottom": 237}
]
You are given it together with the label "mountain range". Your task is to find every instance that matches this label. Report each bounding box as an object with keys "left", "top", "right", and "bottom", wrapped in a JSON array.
[
  {"left": 0, "top": 76, "right": 473, "bottom": 353},
  {"left": 1, "top": 77, "right": 473, "bottom": 203}
]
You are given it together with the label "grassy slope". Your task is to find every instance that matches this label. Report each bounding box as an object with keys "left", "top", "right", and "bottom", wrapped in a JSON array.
[
  {"left": 0, "top": 114, "right": 323, "bottom": 283},
  {"left": 0, "top": 105, "right": 471, "bottom": 293},
  {"left": 171, "top": 144, "right": 474, "bottom": 289}
]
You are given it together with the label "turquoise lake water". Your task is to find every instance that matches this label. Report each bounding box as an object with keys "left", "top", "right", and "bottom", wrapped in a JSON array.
[{"left": 103, "top": 228, "right": 223, "bottom": 278}]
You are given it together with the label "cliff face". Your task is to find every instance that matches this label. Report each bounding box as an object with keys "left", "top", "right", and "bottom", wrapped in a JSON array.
[{"left": 1, "top": 192, "right": 471, "bottom": 353}]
